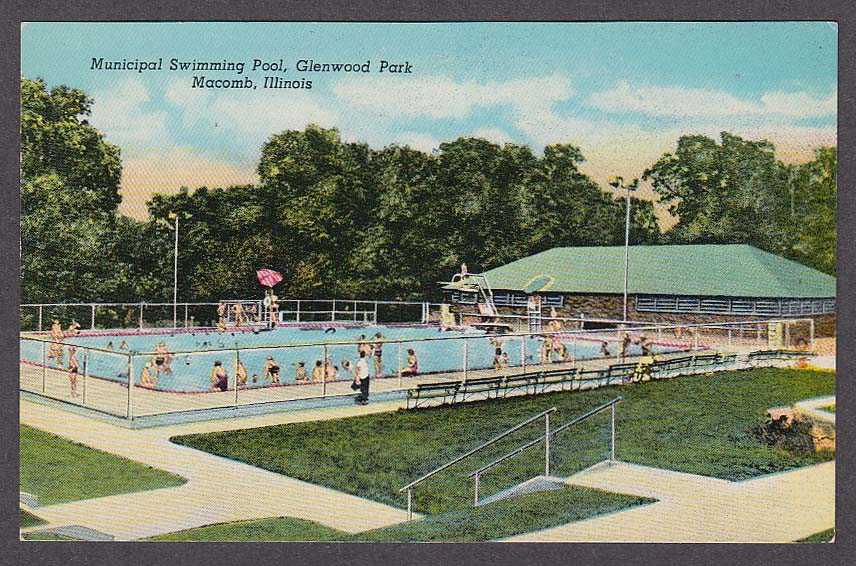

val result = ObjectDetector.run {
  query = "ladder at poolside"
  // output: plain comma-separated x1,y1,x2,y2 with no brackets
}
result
528,302,542,333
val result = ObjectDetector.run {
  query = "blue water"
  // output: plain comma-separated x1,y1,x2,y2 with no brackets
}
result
20,324,678,393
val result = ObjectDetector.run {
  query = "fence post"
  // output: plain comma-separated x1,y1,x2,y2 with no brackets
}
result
407,488,413,522
38,305,43,331
521,336,527,374
809,318,815,351
463,338,469,382
373,302,378,324
184,304,189,328
474,473,480,506
610,402,616,462
545,412,551,476
728,328,732,348
322,344,328,397
82,348,88,406
353,300,358,322
41,342,47,393
332,300,336,322
139,303,144,330
693,329,699,351
784,321,791,349
398,341,403,388
571,334,577,364
127,355,134,421
234,349,240,407
90,304,96,330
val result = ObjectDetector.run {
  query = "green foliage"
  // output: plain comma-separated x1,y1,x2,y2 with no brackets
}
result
172,368,833,516
644,133,835,274
20,425,186,505
796,528,835,543
21,78,123,303
148,487,653,542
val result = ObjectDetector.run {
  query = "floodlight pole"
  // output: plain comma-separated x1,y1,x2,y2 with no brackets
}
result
623,183,632,324
172,214,179,329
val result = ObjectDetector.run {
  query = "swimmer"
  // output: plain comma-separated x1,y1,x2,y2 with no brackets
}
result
490,337,505,370
356,334,371,357
263,356,281,384
540,336,553,364
67,346,79,397
312,360,325,383
235,358,248,387
119,340,129,350
401,349,419,376
106,341,114,351
140,362,156,388
209,361,229,392
67,320,81,335
600,341,611,357
153,341,173,378
252,373,260,384
295,362,309,384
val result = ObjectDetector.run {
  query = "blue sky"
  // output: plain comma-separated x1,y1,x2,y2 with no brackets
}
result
22,22,837,220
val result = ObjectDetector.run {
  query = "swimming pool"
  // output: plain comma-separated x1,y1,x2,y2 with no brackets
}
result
20,323,683,393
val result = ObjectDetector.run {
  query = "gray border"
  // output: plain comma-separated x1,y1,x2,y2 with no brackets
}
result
3,3,853,565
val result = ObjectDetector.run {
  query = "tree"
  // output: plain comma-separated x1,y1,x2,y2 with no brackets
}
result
789,147,836,274
21,77,123,303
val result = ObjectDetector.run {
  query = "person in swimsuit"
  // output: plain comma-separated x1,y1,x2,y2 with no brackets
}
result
263,356,281,384
372,333,384,377
340,359,353,380
490,337,505,370
217,302,226,324
552,336,569,362
235,358,248,387
232,303,245,326
105,341,114,351
48,318,64,366
118,340,129,350
401,349,419,376
67,346,79,397
67,320,81,335
540,335,553,364
153,342,173,379
210,361,229,392
600,341,611,357
312,360,325,383
619,333,632,361
638,334,654,357
140,362,156,388
295,362,309,384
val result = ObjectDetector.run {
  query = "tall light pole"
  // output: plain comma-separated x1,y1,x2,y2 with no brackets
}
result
609,176,638,323
169,212,179,328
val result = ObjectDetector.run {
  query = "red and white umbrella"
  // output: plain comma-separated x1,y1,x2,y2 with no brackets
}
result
256,269,283,288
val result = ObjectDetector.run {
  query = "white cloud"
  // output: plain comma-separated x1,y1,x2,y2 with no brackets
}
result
590,81,837,119
89,76,170,146
472,127,514,145
333,73,572,120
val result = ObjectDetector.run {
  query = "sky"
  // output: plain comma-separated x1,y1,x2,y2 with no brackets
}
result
21,22,837,222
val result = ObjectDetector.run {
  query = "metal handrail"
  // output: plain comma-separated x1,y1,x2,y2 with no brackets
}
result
398,406,557,493
467,397,622,479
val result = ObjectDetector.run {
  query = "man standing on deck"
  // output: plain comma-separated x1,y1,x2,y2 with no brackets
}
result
354,350,370,405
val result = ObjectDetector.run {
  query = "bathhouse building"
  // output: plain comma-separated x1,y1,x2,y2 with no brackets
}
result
444,244,836,335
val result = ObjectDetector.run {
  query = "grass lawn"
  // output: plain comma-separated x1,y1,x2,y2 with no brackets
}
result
19,509,46,528
173,368,833,516
819,404,835,413
20,425,186,505
797,528,834,542
149,486,654,542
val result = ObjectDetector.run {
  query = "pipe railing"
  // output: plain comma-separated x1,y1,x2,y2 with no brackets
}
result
398,406,556,521
467,397,622,505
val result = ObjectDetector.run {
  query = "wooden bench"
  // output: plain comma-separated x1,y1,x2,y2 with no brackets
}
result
406,380,462,409
459,376,505,401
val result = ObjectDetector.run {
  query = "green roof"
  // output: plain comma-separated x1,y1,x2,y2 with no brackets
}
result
445,245,835,299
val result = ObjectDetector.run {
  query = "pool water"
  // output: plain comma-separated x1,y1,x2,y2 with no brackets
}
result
20,324,679,393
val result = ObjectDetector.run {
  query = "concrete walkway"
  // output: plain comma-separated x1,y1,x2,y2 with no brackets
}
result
503,460,835,543
796,395,836,424
20,397,416,540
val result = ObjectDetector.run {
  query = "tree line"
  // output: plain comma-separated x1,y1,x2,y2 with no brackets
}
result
21,77,836,305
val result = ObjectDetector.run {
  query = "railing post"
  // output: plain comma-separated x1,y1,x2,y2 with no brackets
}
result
521,336,527,374
398,341,403,388
809,318,815,351
353,300,357,322
373,302,378,324
91,304,96,330
571,334,577,364
296,300,301,323
139,302,144,330
332,300,336,322
407,488,412,522
728,328,732,348
545,412,551,476
184,304,189,328
38,305,43,331
610,402,616,462
82,348,88,405
234,349,240,407
693,329,699,351
41,341,47,393
463,338,469,382
474,473,480,506
127,355,134,421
